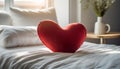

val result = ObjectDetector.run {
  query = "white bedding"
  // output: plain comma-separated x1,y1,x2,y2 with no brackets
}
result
0,42,120,69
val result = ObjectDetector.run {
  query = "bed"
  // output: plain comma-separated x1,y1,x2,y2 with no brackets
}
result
0,7,120,69
0,42,120,69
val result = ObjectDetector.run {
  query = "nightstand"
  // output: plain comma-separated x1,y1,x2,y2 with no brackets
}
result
87,32,120,44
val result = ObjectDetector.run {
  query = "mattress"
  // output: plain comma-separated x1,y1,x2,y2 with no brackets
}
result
0,42,120,69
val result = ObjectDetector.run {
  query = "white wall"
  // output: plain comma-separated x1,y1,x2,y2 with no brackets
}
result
54,0,69,27
4,0,13,11
54,0,81,27
69,0,81,23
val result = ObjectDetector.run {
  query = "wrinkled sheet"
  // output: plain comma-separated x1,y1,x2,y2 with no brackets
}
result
0,42,120,69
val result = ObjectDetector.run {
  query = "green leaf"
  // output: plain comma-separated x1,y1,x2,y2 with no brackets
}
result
80,0,116,17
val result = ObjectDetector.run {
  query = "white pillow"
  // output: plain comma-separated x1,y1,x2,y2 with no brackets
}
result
10,7,58,26
0,25,42,48
0,11,12,25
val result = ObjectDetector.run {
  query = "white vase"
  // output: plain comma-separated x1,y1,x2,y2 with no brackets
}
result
94,17,111,35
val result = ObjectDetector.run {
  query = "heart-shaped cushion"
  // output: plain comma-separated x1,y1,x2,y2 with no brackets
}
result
37,20,86,53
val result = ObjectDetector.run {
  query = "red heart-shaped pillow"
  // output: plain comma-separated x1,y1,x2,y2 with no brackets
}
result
37,20,86,53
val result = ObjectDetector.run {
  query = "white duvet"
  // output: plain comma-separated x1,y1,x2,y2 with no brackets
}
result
0,42,120,69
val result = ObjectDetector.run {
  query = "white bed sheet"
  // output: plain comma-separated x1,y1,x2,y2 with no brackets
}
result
0,42,120,69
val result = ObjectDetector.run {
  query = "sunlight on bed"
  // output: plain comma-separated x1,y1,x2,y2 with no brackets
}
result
15,47,51,57
106,51,120,54
40,47,52,52
97,48,120,54
15,51,30,57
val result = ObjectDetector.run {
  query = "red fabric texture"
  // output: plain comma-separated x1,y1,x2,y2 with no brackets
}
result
37,20,86,53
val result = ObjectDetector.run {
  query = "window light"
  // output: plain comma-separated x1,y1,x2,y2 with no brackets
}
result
14,0,47,9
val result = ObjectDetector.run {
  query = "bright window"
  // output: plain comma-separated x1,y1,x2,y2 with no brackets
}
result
0,0,4,10
14,0,54,9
